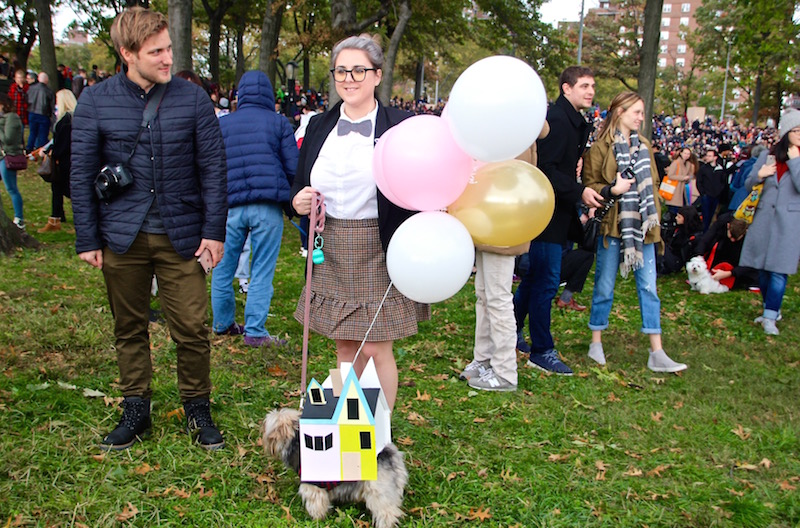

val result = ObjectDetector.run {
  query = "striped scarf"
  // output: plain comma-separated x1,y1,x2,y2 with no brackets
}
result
613,131,659,277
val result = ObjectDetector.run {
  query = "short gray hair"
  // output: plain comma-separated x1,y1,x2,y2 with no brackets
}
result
331,34,384,70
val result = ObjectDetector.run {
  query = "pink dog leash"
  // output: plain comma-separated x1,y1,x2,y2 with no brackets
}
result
300,192,325,405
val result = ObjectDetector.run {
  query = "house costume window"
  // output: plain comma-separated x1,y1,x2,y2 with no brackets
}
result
360,431,371,450
310,387,324,404
304,433,334,451
347,399,359,420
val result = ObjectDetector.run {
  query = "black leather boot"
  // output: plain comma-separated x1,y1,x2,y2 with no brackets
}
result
184,397,224,450
100,396,151,450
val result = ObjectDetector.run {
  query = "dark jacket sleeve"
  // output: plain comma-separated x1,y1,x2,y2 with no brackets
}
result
193,91,228,243
537,109,584,207
70,88,104,253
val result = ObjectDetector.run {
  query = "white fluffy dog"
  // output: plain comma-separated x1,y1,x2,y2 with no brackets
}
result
686,256,729,294
262,408,408,528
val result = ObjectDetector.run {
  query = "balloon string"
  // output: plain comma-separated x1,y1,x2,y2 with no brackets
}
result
352,281,393,367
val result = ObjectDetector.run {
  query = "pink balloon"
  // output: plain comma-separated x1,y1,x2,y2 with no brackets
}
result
380,115,473,211
373,129,414,210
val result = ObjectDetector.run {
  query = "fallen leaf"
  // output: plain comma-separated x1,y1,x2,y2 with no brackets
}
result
446,471,465,481
731,424,751,441
166,408,185,420
477,468,488,478
396,436,415,446
651,411,663,422
728,488,745,497
430,374,449,381
473,417,486,423
735,462,758,471
406,412,427,425
551,508,561,515
623,467,643,477
467,507,491,521
91,454,106,462
198,486,214,498
83,388,106,398
501,468,521,482
607,393,621,402
134,462,158,475
647,464,671,477
57,381,77,390
548,453,570,462
779,480,797,491
267,365,287,377
281,505,293,522
673,424,685,431
595,460,609,471
759,458,772,469
650,377,665,385
414,390,430,401
116,502,139,522
673,401,684,410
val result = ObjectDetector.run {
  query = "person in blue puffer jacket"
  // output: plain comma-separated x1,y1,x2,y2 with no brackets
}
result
211,70,298,347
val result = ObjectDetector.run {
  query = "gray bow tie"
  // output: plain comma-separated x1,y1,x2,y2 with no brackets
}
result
337,119,372,137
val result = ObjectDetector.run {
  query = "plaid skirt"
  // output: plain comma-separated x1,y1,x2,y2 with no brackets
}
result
294,217,430,342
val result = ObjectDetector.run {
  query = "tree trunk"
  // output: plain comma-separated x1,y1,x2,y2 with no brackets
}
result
235,17,246,86
0,208,40,255
752,68,763,126
259,0,285,87
33,0,58,91
413,59,423,102
638,0,663,141
208,17,222,83
14,1,38,72
377,0,411,105
168,0,193,73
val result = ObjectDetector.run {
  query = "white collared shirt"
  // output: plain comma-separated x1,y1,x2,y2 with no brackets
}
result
310,102,379,219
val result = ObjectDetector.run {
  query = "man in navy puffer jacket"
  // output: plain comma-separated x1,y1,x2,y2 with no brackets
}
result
71,8,227,452
211,70,298,346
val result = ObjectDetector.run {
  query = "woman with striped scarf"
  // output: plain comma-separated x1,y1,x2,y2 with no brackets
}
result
582,92,687,373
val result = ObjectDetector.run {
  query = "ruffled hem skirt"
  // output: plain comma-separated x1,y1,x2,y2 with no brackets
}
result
294,216,430,341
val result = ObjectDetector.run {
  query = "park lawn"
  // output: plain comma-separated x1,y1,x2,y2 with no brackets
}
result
1,168,799,527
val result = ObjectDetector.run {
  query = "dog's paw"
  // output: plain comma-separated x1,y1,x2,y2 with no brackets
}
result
299,483,331,520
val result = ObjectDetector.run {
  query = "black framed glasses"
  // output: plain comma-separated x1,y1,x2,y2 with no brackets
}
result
330,66,377,83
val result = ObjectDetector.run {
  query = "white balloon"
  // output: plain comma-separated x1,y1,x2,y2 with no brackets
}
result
445,56,547,162
386,212,475,304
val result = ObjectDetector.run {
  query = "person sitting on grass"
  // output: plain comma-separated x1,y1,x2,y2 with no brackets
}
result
694,211,758,291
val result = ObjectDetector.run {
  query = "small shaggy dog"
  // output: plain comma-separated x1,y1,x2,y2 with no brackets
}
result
686,256,729,294
262,408,408,528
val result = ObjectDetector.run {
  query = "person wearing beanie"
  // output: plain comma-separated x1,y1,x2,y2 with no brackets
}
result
739,108,800,335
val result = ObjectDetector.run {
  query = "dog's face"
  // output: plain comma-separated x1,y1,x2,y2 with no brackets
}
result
686,256,706,278
263,408,301,472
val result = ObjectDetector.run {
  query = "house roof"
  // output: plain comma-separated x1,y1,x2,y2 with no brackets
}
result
301,388,381,421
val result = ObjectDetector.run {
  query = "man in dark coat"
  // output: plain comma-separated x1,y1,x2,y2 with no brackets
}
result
513,66,603,375
71,7,228,452
697,148,727,232
211,70,298,347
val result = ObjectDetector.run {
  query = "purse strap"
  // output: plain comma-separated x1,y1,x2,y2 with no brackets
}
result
126,82,167,164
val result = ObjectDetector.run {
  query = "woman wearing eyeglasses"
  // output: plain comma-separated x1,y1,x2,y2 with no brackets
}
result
290,34,428,411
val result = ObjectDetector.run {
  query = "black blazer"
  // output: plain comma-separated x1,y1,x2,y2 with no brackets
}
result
290,100,415,251
536,94,593,244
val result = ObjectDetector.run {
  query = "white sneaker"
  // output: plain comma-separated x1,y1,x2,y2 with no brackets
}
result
647,349,687,373
299,248,308,258
459,359,490,381
12,217,25,230
761,318,779,335
468,368,516,392
238,279,249,294
754,313,782,323
588,342,606,365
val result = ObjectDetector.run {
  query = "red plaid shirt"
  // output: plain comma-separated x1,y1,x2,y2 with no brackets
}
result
7,82,28,126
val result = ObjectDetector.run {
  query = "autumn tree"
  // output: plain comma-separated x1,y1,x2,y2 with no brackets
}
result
693,0,800,125
0,0,38,71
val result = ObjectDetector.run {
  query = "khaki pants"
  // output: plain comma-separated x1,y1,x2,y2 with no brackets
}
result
102,232,211,401
473,250,518,385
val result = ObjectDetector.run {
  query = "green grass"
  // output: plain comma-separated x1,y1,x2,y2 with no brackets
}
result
1,168,799,527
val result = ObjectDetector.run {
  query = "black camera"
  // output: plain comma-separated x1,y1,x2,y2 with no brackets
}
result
620,166,636,180
94,164,134,201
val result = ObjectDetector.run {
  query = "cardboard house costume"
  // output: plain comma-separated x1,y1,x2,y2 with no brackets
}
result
299,359,391,482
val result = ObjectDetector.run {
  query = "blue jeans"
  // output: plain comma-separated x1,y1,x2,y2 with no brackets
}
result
759,270,788,320
513,241,562,354
701,195,718,232
211,203,284,337
589,237,661,334
26,112,50,151
0,159,23,220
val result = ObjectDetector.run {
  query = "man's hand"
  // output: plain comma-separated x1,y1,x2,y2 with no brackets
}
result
581,186,604,208
711,269,732,282
195,239,225,267
78,250,103,270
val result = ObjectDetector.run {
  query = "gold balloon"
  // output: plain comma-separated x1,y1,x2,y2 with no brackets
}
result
448,160,555,247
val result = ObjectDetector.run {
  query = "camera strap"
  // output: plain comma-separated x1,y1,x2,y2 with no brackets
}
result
126,82,167,164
